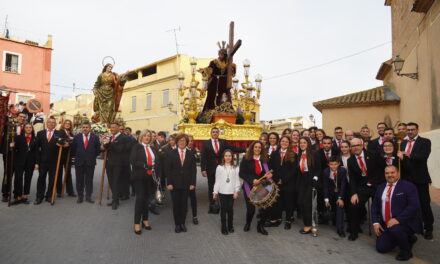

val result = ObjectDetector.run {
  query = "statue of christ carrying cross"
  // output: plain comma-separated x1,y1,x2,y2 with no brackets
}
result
198,22,242,113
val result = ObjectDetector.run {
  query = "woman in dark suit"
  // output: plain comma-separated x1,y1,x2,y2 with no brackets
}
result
130,129,161,235
11,123,37,205
165,134,197,233
297,136,321,234
268,136,298,229
239,140,273,235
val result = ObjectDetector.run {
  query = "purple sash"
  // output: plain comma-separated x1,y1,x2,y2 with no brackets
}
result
243,162,269,197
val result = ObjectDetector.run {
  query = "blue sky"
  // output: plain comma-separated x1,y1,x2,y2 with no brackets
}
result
0,0,391,126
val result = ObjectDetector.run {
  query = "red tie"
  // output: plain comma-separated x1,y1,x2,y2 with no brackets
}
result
111,135,116,142
300,153,306,173
293,144,298,153
214,139,219,155
180,149,185,165
271,147,275,153
146,146,153,175
19,124,23,133
319,143,323,149
325,151,330,161
254,159,262,175
407,139,415,153
357,155,368,176
84,134,89,149
47,130,53,142
386,157,392,165
25,136,31,144
281,151,285,164
338,140,341,148
381,138,385,144
384,183,394,224
333,171,337,183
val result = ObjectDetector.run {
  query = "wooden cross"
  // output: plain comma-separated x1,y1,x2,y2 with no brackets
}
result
226,21,242,89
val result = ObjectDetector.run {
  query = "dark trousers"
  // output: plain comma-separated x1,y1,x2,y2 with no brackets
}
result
2,152,14,198
376,224,413,253
243,189,267,225
414,183,434,231
189,189,197,217
171,189,189,225
36,162,57,200
13,159,35,198
328,191,345,229
297,172,313,226
271,187,295,221
350,186,376,235
219,193,234,228
148,176,157,208
106,164,123,202
120,165,131,198
134,179,150,224
75,165,95,199
207,171,216,204
60,157,75,195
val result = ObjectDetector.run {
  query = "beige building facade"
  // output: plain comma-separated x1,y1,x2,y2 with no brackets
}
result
50,93,94,124
261,116,315,134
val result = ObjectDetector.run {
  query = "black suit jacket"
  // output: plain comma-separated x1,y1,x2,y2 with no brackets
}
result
400,136,431,184
201,138,245,174
319,148,340,170
130,143,162,181
297,150,322,178
35,129,63,164
71,133,101,166
323,166,347,200
165,148,196,189
367,137,382,155
347,150,384,195
104,134,131,166
239,157,269,186
13,134,37,167
268,149,298,190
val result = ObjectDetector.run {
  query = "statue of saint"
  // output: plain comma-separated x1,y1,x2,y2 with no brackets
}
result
198,42,236,113
92,63,126,124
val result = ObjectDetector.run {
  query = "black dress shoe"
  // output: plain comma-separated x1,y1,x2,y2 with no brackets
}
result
175,225,181,233
77,197,83,204
181,224,187,232
221,226,228,235
86,198,94,204
112,202,118,210
424,230,433,240
337,228,346,238
11,199,22,206
264,220,281,227
228,226,234,233
243,223,251,232
142,222,152,230
134,228,142,235
284,222,292,230
395,250,412,261
149,207,160,215
299,228,312,235
45,197,51,203
120,196,129,201
107,202,113,206
22,198,30,204
34,199,43,205
348,233,358,241
192,217,199,225
257,223,268,235
67,193,77,197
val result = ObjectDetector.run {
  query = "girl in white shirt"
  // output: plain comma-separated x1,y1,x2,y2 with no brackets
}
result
213,149,241,235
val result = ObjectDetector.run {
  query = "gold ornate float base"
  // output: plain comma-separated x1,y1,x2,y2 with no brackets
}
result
178,119,262,140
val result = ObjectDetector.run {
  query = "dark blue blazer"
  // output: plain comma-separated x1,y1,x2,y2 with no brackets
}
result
71,133,101,166
323,166,347,200
371,180,422,234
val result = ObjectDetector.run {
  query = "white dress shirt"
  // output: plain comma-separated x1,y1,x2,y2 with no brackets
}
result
213,165,241,195
268,145,278,155
211,138,220,153
381,181,397,222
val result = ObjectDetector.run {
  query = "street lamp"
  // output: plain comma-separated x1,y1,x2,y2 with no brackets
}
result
309,114,315,125
391,55,418,80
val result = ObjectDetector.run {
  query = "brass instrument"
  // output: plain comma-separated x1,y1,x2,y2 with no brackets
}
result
311,187,318,237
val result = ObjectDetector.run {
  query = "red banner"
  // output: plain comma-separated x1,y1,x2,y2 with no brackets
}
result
0,93,10,148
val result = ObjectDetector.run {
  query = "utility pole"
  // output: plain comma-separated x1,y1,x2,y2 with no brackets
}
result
166,26,181,55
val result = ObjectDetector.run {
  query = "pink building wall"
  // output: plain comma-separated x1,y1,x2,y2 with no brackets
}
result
0,35,52,114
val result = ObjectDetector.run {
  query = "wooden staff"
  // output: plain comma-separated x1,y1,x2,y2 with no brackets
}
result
6,141,15,207
60,149,71,197
98,150,108,205
50,145,64,205
106,182,110,200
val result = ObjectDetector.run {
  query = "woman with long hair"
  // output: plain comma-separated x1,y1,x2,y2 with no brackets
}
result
268,135,298,229
259,133,268,150
297,136,321,234
59,119,76,197
10,123,37,205
314,129,326,150
213,149,241,235
130,130,161,235
267,132,279,156
239,141,273,235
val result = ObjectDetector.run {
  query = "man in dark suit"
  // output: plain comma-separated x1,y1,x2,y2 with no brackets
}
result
347,137,385,241
332,126,344,151
398,122,433,240
201,127,245,213
71,122,101,203
367,122,387,155
34,117,68,204
103,122,130,210
1,112,26,202
372,165,422,261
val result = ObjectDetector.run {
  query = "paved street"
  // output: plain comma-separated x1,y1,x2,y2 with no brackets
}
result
0,160,439,264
